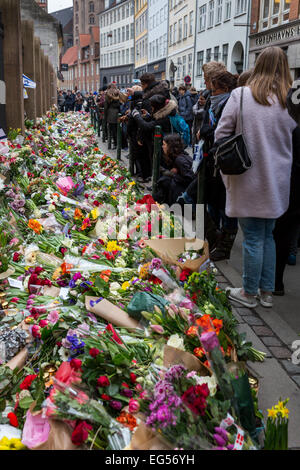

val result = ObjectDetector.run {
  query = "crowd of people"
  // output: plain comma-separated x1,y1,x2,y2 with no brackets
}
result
57,45,300,309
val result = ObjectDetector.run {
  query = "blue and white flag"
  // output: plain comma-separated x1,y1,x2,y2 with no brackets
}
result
23,74,36,89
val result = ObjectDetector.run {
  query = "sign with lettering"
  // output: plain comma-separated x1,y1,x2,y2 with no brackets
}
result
256,24,300,46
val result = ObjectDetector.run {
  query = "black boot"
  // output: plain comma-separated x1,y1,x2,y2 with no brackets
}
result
204,210,222,251
210,227,238,261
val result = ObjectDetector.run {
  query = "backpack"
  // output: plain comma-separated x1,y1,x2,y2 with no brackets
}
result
169,114,191,146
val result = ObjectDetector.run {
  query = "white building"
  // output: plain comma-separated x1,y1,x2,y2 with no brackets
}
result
147,0,168,80
194,0,249,89
167,0,197,88
99,0,135,88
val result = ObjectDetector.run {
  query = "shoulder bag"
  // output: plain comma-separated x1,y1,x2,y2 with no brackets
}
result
214,87,252,175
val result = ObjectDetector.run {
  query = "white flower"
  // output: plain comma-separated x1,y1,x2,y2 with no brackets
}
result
109,282,121,294
115,257,126,268
0,179,5,191
48,203,56,212
167,334,185,351
195,374,218,396
58,347,71,362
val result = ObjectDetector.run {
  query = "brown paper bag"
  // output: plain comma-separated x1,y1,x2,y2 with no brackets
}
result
32,419,78,450
130,422,173,450
145,238,209,272
6,347,28,370
163,345,211,376
85,296,139,329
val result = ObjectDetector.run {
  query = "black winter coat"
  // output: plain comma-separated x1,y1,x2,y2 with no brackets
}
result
132,100,177,143
142,81,170,113
104,97,120,124
156,152,194,206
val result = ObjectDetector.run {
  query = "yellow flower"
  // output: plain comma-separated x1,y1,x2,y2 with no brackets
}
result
0,437,26,450
275,401,285,410
121,281,130,290
90,208,100,220
106,241,122,253
128,181,135,186
278,407,289,419
267,407,278,419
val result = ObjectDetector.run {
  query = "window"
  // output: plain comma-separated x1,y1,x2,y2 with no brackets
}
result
89,15,95,24
214,46,219,61
222,43,228,66
208,1,214,27
169,24,173,45
126,49,129,63
174,22,177,43
272,0,280,14
235,0,247,15
126,25,129,40
224,0,231,19
283,0,291,10
188,53,192,75
75,1,78,11
216,0,223,23
183,15,188,38
206,48,211,62
178,18,183,41
199,5,207,31
89,1,94,12
131,23,134,39
189,11,194,36
122,26,125,42
196,51,204,75
263,0,270,17
118,28,121,43
182,55,186,78
75,13,79,23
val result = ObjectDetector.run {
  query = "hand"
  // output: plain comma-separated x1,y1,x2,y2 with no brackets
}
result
196,130,201,141
137,140,143,146
170,168,178,174
141,109,148,117
127,88,134,96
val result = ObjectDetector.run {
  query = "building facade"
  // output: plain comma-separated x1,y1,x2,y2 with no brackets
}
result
51,6,74,55
167,0,196,88
135,0,148,77
194,0,249,89
99,0,135,88
73,0,104,45
147,0,168,80
62,26,100,92
249,0,300,79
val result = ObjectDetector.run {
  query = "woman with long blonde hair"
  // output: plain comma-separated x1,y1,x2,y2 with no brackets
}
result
215,46,297,309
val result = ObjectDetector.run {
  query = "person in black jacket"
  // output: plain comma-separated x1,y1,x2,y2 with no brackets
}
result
64,90,75,112
155,134,194,206
273,127,300,295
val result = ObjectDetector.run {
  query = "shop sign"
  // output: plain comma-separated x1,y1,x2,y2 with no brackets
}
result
256,24,300,46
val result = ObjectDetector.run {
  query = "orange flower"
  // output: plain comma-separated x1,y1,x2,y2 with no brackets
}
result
61,262,73,275
196,314,214,332
116,411,137,431
186,326,198,336
193,347,205,358
212,318,223,335
100,269,111,282
28,219,43,234
74,208,83,220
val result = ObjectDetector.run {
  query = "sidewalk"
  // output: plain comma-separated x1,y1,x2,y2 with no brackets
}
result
96,134,300,448
214,260,300,449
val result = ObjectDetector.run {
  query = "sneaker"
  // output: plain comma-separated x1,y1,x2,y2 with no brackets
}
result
258,290,273,308
225,287,258,308
287,254,296,265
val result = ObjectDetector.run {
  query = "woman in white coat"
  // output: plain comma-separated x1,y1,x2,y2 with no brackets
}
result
215,46,296,309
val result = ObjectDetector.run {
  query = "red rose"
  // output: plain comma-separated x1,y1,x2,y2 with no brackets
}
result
31,325,41,338
122,382,129,388
101,394,111,401
93,201,100,207
179,269,192,282
13,252,21,262
89,348,100,358
130,373,137,384
71,421,93,446
7,412,18,427
39,319,48,328
34,267,44,275
97,375,110,387
70,358,82,370
20,374,38,390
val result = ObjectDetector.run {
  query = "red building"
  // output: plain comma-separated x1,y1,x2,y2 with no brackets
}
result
61,27,100,93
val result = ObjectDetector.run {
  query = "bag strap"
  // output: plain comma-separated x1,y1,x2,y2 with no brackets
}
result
240,87,244,133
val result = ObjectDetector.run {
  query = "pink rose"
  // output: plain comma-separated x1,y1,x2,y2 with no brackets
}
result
31,325,41,338
39,319,48,328
128,399,140,414
47,310,59,324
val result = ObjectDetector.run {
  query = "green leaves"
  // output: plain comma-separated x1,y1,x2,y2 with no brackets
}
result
19,396,34,410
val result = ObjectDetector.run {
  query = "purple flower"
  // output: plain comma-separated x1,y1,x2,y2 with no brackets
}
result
164,365,186,382
109,400,122,411
150,258,162,271
200,331,219,352
120,389,133,398
213,433,227,447
214,427,229,442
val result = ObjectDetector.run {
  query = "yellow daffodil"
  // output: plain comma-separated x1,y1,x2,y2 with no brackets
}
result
128,181,135,186
0,437,26,450
267,407,278,419
279,407,289,419
275,401,285,410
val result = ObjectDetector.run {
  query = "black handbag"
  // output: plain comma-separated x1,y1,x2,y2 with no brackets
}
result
214,87,252,175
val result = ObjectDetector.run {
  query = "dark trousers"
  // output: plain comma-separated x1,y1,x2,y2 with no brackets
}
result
273,213,300,290
109,123,117,146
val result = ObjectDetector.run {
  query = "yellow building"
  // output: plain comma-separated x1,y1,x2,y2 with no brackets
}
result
134,0,148,77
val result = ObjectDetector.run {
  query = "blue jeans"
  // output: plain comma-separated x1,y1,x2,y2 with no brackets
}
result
239,217,276,295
